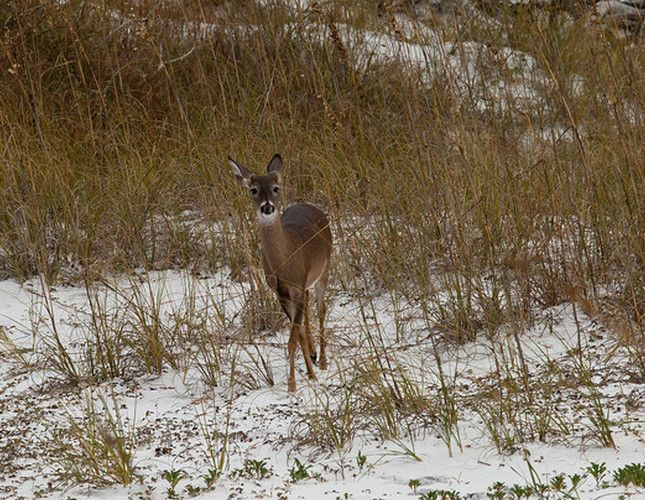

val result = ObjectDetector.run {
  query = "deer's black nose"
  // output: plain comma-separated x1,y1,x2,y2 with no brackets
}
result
261,203,275,215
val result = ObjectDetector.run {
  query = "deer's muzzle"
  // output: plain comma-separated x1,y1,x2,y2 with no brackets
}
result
260,203,275,215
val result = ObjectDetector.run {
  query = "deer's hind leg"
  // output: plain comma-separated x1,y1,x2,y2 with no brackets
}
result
303,290,317,365
314,266,330,370
291,290,317,382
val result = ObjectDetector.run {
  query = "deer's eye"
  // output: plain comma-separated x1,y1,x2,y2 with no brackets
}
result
250,187,258,195
273,186,280,194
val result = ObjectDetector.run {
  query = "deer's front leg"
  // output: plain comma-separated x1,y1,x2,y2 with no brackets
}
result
279,290,316,390
277,287,299,392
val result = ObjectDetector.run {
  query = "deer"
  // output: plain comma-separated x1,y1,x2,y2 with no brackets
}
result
228,154,333,393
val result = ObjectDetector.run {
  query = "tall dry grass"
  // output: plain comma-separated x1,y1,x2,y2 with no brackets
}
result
0,0,644,365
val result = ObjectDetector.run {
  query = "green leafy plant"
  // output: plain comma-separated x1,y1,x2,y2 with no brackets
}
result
233,459,272,480
550,473,566,491
562,473,587,497
409,479,421,493
185,483,201,496
568,473,584,490
487,481,506,499
586,462,608,487
162,469,185,498
613,463,645,488
509,484,534,498
289,458,312,482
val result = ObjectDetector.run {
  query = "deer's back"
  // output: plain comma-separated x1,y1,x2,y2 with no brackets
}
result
282,203,332,250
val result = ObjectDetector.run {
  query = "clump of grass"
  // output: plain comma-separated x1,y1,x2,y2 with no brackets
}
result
196,398,232,487
293,383,357,453
568,348,616,448
0,324,32,371
26,270,237,387
471,337,573,453
30,274,83,384
52,390,136,487
235,343,275,390
350,356,436,446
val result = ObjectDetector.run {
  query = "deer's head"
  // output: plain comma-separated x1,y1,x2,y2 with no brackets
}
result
228,154,283,225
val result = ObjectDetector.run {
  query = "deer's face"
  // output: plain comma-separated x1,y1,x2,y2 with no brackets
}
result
228,154,283,225
246,172,282,224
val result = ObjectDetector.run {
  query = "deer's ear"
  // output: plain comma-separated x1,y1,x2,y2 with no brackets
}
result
267,154,282,175
228,157,252,187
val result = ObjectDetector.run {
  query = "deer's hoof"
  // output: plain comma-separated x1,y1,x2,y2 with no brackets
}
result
288,380,296,393
320,357,328,370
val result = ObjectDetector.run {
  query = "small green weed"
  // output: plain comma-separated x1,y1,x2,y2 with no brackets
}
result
568,473,584,490
586,462,607,486
289,458,312,482
509,484,534,498
409,478,421,493
356,451,367,471
487,481,506,499
481,461,643,499
233,458,272,480
203,468,220,488
185,483,201,496
550,473,566,491
162,469,185,498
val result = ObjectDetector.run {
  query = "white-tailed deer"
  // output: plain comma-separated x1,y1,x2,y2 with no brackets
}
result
228,154,333,392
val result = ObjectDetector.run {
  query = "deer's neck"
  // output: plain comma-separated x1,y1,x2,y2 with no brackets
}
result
258,216,290,272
